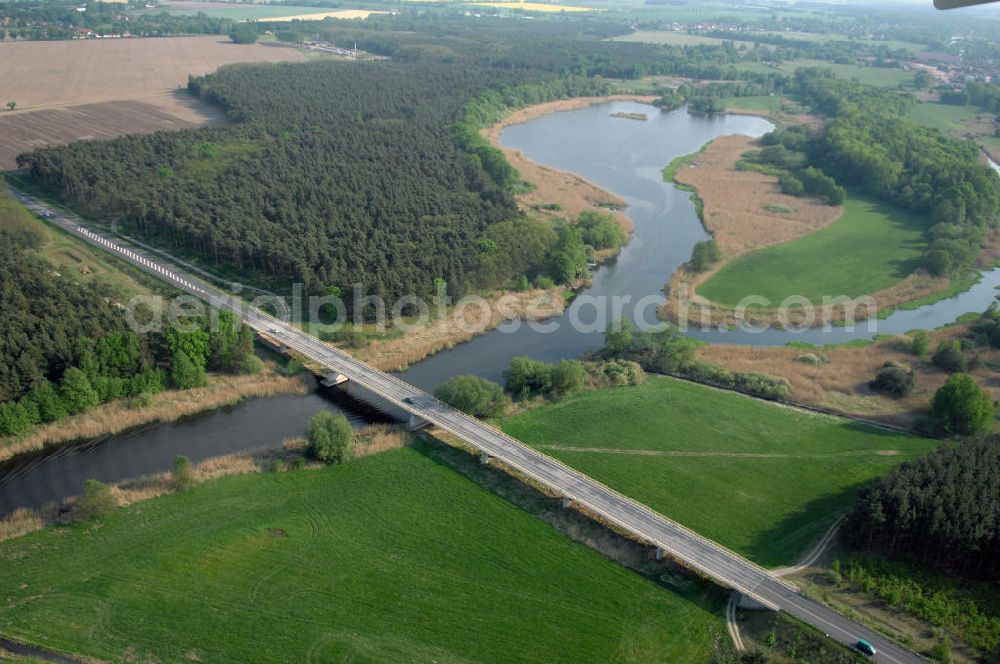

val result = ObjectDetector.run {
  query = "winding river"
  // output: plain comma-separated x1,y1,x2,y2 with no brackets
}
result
3,101,999,515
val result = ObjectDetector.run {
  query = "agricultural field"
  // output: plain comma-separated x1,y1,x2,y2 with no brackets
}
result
149,2,384,20
697,195,929,306
0,98,224,171
467,1,594,11
0,444,723,663
905,101,985,134
502,377,936,568
0,36,305,168
738,59,912,88
905,102,1000,161
720,94,784,114
610,30,744,47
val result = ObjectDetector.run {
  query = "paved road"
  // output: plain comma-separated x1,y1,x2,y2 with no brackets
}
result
13,189,924,664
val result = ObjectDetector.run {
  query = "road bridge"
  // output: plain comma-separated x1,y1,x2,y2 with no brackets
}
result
13,189,924,664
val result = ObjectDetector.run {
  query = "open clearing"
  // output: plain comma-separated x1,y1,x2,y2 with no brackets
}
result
738,59,912,88
468,1,594,11
502,377,935,568
0,37,305,168
697,195,929,306
0,444,721,663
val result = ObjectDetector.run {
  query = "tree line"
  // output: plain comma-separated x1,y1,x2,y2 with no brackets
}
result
845,437,1000,582
744,68,1000,276
0,193,260,436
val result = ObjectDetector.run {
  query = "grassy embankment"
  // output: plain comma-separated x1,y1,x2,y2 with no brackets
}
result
0,442,722,663
697,196,929,306
502,376,937,568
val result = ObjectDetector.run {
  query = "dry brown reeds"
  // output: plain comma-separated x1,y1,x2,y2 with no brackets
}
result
358,289,566,371
697,325,999,428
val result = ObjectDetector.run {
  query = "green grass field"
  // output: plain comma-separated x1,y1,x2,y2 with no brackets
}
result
905,102,981,133
611,30,741,47
721,95,783,113
697,196,929,306
0,444,722,663
737,59,911,88
502,377,937,568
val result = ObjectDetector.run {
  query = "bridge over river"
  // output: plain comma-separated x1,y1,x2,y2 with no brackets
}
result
12,188,925,664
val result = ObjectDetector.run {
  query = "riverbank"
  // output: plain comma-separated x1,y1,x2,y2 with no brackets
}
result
0,367,313,464
0,422,407,543
696,319,1000,430
356,287,567,372
662,134,992,328
482,95,656,232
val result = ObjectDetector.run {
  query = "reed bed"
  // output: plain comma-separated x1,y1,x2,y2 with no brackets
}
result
358,289,567,372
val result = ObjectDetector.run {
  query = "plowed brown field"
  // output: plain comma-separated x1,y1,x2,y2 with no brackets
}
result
0,36,306,168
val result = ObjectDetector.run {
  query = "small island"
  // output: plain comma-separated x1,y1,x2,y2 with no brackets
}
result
610,111,648,121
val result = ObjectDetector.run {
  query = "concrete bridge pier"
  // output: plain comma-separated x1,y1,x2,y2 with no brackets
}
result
735,592,774,611
561,496,571,509
480,452,491,465
321,373,349,387
655,546,666,561
407,413,430,431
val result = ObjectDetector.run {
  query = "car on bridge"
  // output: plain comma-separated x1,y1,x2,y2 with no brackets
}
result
855,639,877,657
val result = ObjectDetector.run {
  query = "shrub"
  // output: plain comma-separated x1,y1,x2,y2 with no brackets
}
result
931,373,995,436
172,455,194,492
924,250,953,276
870,362,915,398
170,349,207,389
576,210,624,250
0,402,31,436
551,359,587,396
77,479,117,521
932,340,967,373
434,375,510,418
229,25,258,44
931,637,952,663
533,275,555,289
779,172,805,196
60,367,99,414
306,411,354,464
503,356,554,400
688,239,721,272
911,330,930,357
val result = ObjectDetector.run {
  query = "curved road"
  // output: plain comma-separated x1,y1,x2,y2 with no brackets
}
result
13,189,924,664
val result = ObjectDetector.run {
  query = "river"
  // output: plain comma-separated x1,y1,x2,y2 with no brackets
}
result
3,101,999,516
401,101,1000,387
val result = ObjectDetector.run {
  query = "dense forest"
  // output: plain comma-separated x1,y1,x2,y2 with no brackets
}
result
20,17,775,309
0,192,259,436
18,15,1000,308
845,438,1000,582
